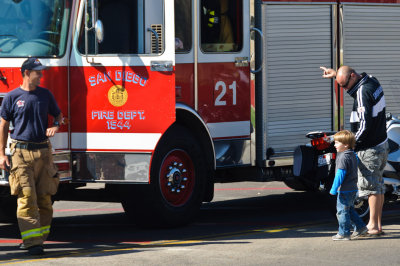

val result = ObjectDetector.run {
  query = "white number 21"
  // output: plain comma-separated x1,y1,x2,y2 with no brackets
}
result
214,81,237,106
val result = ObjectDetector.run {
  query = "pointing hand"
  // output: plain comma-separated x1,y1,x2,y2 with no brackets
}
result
320,66,336,79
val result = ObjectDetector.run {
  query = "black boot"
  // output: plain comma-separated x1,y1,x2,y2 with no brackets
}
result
27,245,44,255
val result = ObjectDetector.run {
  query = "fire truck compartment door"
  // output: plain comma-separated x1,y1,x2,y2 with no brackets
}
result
69,0,175,152
259,4,334,158
342,5,400,130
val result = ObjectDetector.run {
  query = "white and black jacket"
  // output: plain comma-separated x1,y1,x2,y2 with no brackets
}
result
348,73,387,151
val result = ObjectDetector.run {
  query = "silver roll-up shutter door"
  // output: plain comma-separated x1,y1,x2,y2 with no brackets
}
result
262,5,333,153
343,5,400,130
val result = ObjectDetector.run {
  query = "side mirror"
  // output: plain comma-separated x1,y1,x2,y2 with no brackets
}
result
84,0,101,64
95,20,104,43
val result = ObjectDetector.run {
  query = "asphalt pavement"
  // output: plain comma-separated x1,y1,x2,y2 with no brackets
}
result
1,181,400,265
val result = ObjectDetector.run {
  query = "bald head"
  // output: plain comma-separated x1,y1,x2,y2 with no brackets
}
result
337,66,355,79
337,66,358,90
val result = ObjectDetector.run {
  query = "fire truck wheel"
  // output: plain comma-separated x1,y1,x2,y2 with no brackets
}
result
0,187,17,223
122,124,206,227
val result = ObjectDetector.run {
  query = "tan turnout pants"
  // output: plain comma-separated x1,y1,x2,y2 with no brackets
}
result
8,142,59,248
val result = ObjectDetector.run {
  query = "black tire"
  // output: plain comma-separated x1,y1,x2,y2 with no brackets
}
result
284,177,319,191
0,187,17,223
326,194,337,217
283,178,308,191
121,124,207,227
354,196,369,221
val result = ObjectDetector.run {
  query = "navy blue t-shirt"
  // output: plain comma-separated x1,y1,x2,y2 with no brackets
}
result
0,86,61,142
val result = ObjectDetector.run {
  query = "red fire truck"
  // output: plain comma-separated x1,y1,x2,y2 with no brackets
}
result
1,0,400,226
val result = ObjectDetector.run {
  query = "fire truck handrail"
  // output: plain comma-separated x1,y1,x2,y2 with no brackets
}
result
250,27,263,74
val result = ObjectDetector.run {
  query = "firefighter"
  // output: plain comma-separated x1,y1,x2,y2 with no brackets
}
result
0,58,62,255
218,0,234,45
202,0,234,51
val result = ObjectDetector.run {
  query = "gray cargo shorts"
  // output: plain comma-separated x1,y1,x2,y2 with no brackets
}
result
357,142,389,197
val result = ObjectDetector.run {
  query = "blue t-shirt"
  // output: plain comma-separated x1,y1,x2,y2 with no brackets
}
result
0,86,61,142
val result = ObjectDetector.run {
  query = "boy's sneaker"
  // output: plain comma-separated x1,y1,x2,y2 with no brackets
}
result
351,227,368,239
332,233,350,241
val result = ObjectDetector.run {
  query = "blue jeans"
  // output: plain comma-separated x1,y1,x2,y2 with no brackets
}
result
336,191,366,236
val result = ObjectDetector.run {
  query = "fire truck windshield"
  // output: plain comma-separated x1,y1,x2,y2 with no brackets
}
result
0,0,71,58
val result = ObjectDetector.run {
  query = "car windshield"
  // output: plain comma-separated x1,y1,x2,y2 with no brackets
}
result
0,0,70,57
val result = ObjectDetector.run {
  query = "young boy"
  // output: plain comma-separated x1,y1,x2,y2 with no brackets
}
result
330,130,368,240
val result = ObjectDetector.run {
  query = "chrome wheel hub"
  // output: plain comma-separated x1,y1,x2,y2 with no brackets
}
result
166,162,188,193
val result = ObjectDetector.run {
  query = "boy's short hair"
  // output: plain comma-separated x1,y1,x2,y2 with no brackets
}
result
333,130,356,149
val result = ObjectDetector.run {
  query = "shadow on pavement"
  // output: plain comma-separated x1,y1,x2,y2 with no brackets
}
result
1,190,400,263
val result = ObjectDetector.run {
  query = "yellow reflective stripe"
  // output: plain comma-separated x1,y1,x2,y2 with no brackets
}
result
21,228,43,240
41,225,50,234
21,227,42,236
22,233,42,240
209,17,215,23
210,10,215,15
